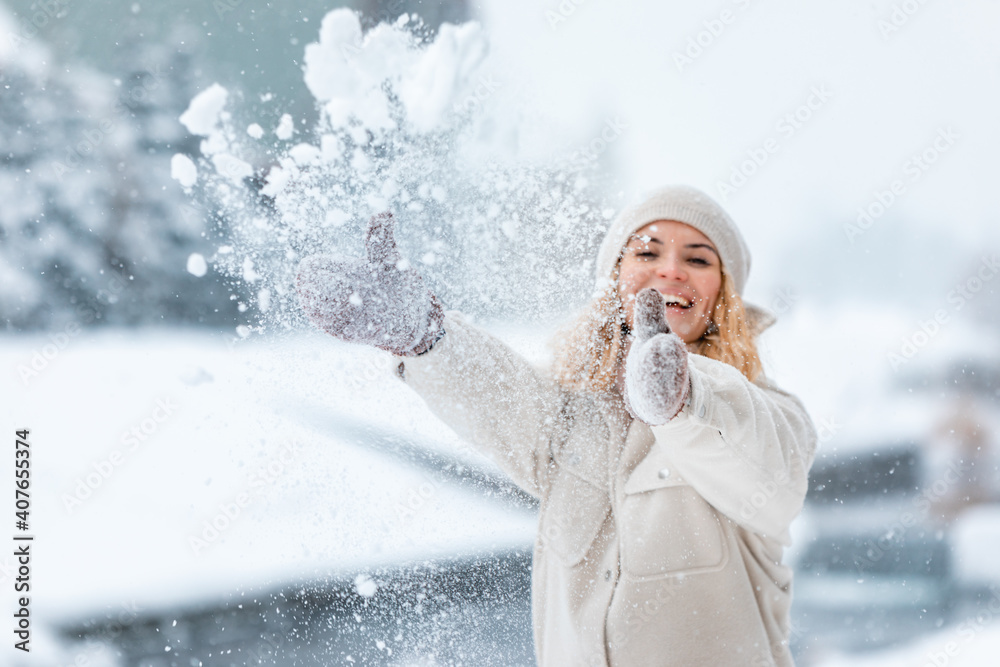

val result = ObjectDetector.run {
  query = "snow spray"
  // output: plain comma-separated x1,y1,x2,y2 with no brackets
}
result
174,8,615,336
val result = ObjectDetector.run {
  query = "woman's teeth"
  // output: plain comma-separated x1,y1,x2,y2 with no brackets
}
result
662,294,692,308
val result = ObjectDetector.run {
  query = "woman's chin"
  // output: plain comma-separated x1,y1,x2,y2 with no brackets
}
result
665,314,707,343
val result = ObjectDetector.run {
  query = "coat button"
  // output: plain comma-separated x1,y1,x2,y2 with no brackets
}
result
604,569,612,581
658,468,670,479
697,404,707,418
569,453,581,466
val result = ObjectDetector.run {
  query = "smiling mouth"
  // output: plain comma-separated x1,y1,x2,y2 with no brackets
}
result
662,293,693,309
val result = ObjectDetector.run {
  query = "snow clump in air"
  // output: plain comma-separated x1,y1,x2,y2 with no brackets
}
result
274,113,295,140
179,83,229,136
171,154,198,188
186,253,208,277
180,8,613,333
354,573,378,598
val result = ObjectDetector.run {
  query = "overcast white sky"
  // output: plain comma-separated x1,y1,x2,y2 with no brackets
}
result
478,0,1000,303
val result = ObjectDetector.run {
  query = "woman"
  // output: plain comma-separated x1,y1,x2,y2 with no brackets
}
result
297,185,817,667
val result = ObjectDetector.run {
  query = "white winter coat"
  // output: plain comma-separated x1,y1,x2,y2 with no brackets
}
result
396,312,817,667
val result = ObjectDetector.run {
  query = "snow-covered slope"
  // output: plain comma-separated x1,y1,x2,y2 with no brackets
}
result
0,328,537,629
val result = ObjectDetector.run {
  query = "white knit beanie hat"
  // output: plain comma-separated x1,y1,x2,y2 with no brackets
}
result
595,184,775,332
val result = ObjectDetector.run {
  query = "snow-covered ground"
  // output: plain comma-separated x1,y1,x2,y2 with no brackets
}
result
0,326,540,662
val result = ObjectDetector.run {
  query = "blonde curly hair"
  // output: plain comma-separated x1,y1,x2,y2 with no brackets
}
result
550,263,763,393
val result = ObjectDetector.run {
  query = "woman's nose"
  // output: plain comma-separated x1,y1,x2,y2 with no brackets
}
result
654,254,686,281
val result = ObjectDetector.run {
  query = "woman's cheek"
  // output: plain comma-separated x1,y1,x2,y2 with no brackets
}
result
618,265,648,294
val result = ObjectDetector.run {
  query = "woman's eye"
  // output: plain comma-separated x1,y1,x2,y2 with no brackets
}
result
688,257,711,266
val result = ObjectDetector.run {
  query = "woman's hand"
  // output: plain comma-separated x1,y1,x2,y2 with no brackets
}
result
296,212,445,356
624,288,690,425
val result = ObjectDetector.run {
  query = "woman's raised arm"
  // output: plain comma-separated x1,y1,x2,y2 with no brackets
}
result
394,312,571,498
297,213,570,497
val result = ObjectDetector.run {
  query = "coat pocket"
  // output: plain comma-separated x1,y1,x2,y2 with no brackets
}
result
620,464,728,579
540,469,611,567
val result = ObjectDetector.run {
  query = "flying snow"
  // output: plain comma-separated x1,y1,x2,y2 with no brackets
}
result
275,113,295,140
186,253,208,277
354,574,378,598
180,8,614,335
171,153,198,188
179,83,229,136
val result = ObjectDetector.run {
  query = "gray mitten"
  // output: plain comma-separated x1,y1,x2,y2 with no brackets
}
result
624,288,691,425
296,212,445,356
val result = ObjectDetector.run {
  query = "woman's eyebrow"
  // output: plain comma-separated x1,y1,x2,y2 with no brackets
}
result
686,242,719,257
